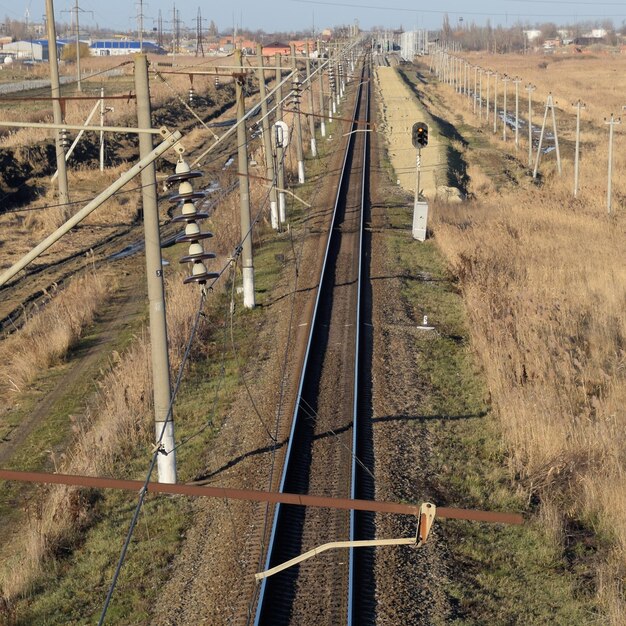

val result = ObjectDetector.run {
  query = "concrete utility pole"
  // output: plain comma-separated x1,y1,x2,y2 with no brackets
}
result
74,0,82,92
485,69,491,125
526,83,536,167
605,113,621,215
572,100,585,198
275,52,283,121
45,0,69,207
275,122,287,225
502,75,510,141
473,66,478,115
513,76,522,149
134,54,176,484
235,49,256,308
305,43,317,157
493,72,498,134
290,43,305,184
478,68,483,121
256,44,278,229
317,41,326,137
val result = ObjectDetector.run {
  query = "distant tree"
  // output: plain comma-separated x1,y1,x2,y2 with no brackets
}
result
61,42,91,62
208,20,218,37
442,13,452,42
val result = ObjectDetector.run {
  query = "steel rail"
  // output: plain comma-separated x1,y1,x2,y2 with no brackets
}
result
348,57,370,625
253,56,367,626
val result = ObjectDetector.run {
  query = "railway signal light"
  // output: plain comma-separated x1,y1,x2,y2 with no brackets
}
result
412,122,428,148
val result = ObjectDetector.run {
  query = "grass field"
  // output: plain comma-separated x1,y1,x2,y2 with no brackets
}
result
403,53,626,622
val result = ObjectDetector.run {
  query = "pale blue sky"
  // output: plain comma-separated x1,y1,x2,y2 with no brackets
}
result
7,1,626,34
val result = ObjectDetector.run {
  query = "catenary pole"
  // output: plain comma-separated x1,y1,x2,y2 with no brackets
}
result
256,44,278,229
317,40,326,137
44,0,70,207
305,43,317,157
290,43,305,184
235,48,256,308
135,54,176,483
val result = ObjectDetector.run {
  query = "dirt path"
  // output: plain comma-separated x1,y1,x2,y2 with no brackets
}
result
0,264,144,467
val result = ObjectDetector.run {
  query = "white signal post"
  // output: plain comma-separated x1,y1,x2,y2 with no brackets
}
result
274,121,289,225
412,122,429,242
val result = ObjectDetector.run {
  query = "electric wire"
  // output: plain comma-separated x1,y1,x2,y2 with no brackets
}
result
228,252,277,443
292,0,626,18
98,287,207,626
247,60,368,621
151,68,220,140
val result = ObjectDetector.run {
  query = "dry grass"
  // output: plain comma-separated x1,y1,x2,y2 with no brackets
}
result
0,261,110,396
463,52,626,124
433,181,626,620
422,53,626,619
0,52,317,611
0,262,218,604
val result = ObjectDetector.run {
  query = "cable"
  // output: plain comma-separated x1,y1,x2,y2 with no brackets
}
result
151,69,220,141
298,396,376,483
292,0,626,17
98,288,207,626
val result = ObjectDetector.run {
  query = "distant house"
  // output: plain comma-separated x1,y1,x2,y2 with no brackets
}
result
523,29,541,42
289,40,316,54
262,41,291,56
543,38,562,49
90,40,165,56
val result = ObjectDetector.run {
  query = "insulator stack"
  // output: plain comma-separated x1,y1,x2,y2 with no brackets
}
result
214,74,220,88
291,77,302,108
189,86,195,104
60,128,70,151
328,67,335,94
166,159,219,285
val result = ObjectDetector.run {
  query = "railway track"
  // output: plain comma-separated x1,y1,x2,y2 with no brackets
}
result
253,56,373,626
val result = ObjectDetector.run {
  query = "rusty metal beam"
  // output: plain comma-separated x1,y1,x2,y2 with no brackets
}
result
0,469,524,525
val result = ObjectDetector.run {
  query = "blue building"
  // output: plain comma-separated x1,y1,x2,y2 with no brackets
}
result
90,40,166,56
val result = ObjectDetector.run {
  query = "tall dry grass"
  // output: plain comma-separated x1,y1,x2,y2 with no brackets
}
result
433,185,626,620
0,262,110,396
0,265,217,605
463,52,626,124
424,54,626,619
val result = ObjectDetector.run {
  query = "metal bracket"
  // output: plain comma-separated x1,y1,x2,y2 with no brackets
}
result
255,502,437,581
